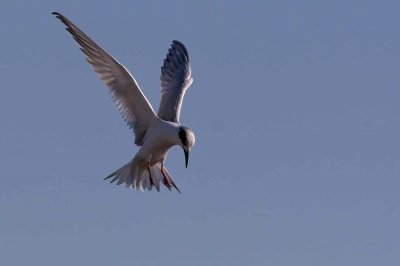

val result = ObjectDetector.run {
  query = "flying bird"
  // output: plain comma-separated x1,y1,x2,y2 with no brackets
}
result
53,12,195,192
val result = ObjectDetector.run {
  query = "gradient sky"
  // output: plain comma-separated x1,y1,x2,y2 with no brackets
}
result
1,1,399,265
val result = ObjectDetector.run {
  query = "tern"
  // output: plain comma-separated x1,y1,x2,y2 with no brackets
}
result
53,12,195,192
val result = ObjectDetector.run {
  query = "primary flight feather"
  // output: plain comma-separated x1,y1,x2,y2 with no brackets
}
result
53,12,195,192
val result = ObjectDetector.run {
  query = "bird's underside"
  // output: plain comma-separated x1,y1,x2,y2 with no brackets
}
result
53,12,193,192
104,161,181,192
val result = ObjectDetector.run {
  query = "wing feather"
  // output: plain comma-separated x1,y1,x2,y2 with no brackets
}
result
53,12,156,145
158,40,193,123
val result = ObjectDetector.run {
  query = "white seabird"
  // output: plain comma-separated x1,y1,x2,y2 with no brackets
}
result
53,12,195,192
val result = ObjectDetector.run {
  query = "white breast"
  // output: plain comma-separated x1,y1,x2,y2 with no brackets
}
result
141,119,181,165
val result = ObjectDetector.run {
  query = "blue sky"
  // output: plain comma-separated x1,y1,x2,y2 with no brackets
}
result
1,1,399,265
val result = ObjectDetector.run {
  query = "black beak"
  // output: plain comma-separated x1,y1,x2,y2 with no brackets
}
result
184,149,189,168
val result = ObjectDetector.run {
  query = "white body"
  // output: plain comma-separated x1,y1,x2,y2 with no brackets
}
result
139,119,181,166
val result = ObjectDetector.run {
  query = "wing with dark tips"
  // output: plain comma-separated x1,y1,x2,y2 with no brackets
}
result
158,40,193,123
53,12,156,145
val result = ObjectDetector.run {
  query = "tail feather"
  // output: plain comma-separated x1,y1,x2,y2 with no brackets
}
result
149,166,161,192
105,162,130,184
104,161,180,192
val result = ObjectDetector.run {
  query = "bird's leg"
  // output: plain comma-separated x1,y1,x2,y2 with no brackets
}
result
147,163,154,187
160,163,172,190
160,163,180,193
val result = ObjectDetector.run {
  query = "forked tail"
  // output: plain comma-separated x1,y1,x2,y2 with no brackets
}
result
104,161,180,192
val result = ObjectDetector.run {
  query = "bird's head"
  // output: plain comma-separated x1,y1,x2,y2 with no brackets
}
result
178,126,195,168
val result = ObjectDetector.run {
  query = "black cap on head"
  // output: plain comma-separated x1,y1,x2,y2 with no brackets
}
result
178,126,195,168
178,126,190,147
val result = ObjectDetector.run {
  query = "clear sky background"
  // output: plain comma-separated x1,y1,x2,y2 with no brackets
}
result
1,1,399,265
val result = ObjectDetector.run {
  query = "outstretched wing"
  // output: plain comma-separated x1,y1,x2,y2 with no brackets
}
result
158,40,193,123
53,12,156,146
